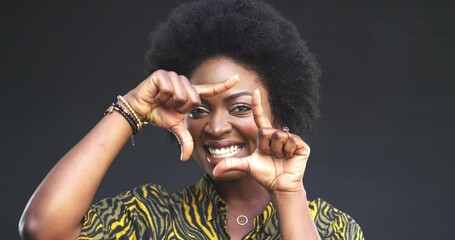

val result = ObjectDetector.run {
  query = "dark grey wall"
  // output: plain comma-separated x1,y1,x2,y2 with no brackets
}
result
1,0,454,239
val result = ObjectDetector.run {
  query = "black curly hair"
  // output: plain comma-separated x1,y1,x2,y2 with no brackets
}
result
145,0,321,135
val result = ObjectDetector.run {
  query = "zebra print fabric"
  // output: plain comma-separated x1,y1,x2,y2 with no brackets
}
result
78,175,363,239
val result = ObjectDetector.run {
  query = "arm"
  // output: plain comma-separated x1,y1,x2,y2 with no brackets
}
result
213,89,320,239
19,71,239,240
271,189,320,240
19,110,132,240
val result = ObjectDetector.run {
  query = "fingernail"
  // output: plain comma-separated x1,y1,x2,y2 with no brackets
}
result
231,74,239,81
179,145,184,161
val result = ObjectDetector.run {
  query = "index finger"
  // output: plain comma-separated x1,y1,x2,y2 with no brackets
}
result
252,89,272,128
194,74,239,97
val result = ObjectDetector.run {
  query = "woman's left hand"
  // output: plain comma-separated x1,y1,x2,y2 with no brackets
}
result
212,89,310,193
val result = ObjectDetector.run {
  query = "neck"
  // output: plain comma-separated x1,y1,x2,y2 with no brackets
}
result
213,175,271,208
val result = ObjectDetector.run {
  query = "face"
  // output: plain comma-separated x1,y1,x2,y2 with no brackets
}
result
185,57,274,181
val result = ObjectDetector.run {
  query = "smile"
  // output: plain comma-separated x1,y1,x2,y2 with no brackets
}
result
207,145,243,159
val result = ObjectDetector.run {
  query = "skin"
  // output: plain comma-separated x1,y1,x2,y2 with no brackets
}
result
186,57,273,180
187,57,320,239
19,56,320,240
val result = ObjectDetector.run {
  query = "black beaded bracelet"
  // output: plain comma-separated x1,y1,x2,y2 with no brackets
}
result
105,102,139,134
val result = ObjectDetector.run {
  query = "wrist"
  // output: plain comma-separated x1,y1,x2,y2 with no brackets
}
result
270,181,306,196
104,93,150,136
271,187,306,198
122,92,148,122
270,186,307,205
270,187,320,240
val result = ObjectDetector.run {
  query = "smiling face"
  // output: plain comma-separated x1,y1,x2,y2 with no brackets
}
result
185,57,274,180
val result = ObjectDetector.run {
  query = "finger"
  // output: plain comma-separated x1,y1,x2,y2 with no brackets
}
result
175,75,201,113
164,72,188,110
212,155,252,177
194,74,239,97
270,130,289,158
252,89,272,128
168,123,194,161
257,127,274,155
153,73,173,104
283,134,298,158
290,135,310,157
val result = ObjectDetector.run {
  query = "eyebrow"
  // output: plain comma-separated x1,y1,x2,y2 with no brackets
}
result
201,91,252,105
224,91,252,102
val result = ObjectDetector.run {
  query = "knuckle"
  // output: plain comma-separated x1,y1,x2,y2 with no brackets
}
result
153,71,167,81
160,85,172,94
258,128,269,136
179,75,189,82
154,69,166,75
191,96,201,106
289,135,300,143
227,158,234,168
173,94,187,103
168,71,178,77
272,130,285,139
188,98,201,108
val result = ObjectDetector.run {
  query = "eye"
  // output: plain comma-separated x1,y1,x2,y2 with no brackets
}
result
230,104,252,115
188,107,209,119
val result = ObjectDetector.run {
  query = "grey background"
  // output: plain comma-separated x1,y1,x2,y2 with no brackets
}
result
1,0,454,239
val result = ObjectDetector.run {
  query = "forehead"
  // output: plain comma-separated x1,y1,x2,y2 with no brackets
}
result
190,57,266,92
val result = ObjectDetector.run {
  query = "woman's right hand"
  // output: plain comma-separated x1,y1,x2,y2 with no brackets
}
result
20,69,240,240
123,70,239,161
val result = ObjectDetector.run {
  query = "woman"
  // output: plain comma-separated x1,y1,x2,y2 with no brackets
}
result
19,0,363,239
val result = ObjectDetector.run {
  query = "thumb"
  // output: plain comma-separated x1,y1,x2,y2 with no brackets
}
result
168,123,193,161
212,155,253,177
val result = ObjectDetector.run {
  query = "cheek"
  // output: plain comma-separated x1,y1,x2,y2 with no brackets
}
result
235,117,259,144
185,119,204,142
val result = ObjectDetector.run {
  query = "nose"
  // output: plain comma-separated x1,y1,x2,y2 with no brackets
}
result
204,110,232,137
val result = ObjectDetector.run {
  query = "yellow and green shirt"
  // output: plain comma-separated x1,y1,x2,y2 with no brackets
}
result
79,175,364,239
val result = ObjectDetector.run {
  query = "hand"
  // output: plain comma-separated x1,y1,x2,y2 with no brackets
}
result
123,70,239,161
212,89,310,193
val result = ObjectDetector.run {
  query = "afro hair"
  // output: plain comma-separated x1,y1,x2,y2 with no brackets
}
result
145,0,321,135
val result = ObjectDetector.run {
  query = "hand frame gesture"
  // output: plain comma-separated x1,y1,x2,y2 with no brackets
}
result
124,70,239,160
213,89,310,193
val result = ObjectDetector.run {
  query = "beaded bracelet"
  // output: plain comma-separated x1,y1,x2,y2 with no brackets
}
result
117,95,148,130
105,102,139,134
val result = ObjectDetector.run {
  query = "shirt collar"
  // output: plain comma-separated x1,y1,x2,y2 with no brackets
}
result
195,174,276,235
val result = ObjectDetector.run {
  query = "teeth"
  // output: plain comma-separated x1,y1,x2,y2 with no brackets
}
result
208,145,242,159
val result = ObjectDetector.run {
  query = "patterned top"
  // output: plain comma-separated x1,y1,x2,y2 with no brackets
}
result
78,175,364,239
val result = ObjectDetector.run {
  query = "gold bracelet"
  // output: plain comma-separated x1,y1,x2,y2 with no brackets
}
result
117,95,147,131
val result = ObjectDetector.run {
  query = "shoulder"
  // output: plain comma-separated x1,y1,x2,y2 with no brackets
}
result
308,198,365,240
91,183,172,209
79,183,175,238
85,183,173,224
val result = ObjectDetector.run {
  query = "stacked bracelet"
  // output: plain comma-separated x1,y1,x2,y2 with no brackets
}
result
104,95,150,140
116,95,149,130
104,102,140,134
